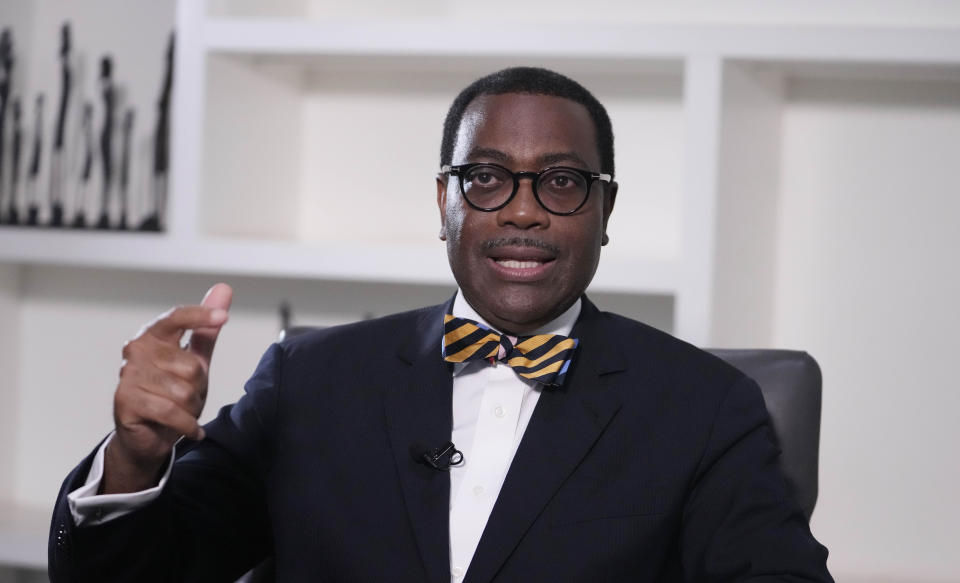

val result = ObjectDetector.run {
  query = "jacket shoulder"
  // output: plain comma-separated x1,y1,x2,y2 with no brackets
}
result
596,309,747,390
277,303,441,361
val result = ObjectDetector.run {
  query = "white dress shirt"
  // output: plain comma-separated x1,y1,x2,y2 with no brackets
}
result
446,293,580,581
68,291,582,583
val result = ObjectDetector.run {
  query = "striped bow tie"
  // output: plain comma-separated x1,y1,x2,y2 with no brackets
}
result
442,314,579,387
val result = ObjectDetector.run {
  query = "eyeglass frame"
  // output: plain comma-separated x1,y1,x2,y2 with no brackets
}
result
440,162,613,216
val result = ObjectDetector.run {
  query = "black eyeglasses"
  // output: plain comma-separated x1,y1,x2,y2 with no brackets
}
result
441,163,612,216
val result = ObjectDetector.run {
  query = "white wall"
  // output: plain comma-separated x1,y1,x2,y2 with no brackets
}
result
0,265,22,502
776,76,960,582
4,1,960,582
711,63,784,347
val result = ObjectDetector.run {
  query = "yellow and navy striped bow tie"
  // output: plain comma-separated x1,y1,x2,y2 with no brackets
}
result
442,314,579,387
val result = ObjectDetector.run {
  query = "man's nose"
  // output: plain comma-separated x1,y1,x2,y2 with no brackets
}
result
496,178,550,230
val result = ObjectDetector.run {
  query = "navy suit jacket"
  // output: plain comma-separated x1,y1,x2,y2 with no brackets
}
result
50,297,832,582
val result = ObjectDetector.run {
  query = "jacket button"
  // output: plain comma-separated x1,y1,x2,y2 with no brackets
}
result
56,522,71,558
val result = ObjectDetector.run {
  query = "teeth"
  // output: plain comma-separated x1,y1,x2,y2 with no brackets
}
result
497,259,542,269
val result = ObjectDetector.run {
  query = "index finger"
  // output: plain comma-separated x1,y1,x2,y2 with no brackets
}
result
147,305,229,343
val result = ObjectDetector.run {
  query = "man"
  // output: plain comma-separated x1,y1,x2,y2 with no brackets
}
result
50,67,832,582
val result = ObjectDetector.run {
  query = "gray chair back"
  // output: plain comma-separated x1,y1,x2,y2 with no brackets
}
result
707,349,822,520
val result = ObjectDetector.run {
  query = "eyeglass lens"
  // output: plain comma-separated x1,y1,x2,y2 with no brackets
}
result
461,164,589,214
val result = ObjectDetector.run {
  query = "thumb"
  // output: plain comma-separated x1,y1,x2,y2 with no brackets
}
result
188,283,234,364
201,282,234,312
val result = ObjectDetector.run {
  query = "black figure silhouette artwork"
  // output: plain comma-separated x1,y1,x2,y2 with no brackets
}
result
141,33,173,232
95,56,114,230
6,98,22,225
49,23,72,227
25,95,43,226
0,29,13,225
119,109,133,230
73,102,94,228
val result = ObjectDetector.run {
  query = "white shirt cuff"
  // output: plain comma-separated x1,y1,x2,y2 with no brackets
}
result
67,432,177,527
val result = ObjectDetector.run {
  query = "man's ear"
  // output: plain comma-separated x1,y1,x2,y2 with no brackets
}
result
601,181,617,246
436,175,448,241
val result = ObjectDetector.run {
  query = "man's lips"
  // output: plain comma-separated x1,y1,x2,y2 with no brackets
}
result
487,246,556,263
486,256,554,281
485,247,557,280
480,238,560,281
494,259,548,269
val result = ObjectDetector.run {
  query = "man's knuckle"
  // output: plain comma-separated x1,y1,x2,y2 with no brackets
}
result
113,390,127,412
188,359,205,380
157,398,177,418
126,338,152,359
173,381,196,404
136,392,158,416
153,347,180,372
119,364,140,385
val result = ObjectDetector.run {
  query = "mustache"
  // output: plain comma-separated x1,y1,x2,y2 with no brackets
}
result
481,237,560,255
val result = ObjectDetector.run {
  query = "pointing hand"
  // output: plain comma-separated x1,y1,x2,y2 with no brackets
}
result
103,283,233,494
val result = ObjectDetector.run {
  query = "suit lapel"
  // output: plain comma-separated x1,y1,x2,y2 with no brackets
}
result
464,298,627,583
385,302,454,583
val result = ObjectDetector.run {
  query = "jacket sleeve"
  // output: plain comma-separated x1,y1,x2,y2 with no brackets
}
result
49,343,284,583
680,375,834,582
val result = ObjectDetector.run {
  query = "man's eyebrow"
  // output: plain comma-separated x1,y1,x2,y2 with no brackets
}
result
466,148,511,163
465,149,592,169
537,151,591,169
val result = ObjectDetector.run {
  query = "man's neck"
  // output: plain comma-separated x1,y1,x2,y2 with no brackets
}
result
452,291,581,338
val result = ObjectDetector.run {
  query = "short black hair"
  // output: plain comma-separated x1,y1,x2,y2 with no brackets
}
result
440,67,615,177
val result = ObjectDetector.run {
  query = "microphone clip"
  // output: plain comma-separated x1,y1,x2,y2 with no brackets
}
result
415,441,464,471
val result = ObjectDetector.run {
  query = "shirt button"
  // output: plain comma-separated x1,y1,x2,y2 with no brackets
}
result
452,566,464,578
473,485,485,496
493,405,505,418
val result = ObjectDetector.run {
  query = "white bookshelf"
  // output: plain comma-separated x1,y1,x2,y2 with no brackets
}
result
2,0,960,576
3,3,957,345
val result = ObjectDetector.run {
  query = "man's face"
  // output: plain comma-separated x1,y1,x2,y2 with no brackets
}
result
437,93,617,335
